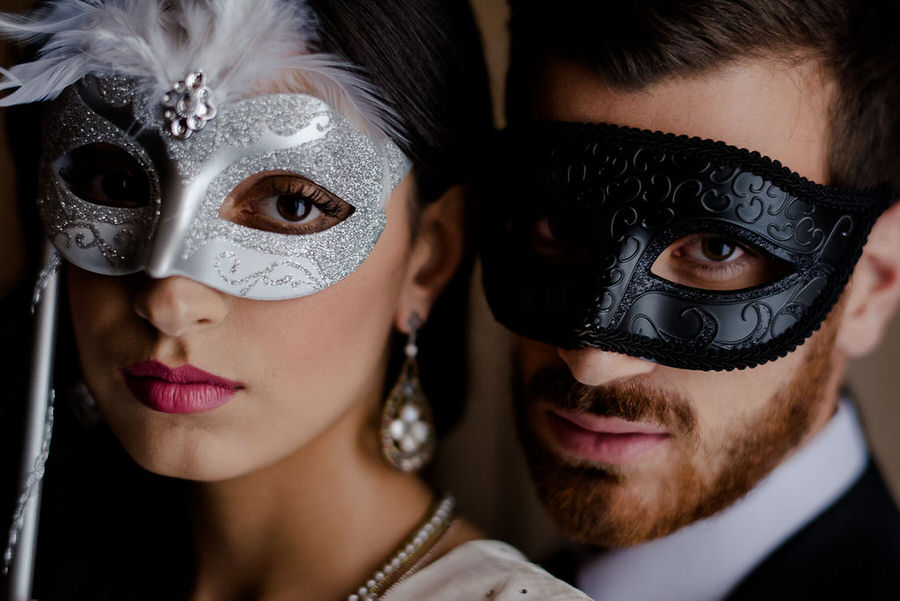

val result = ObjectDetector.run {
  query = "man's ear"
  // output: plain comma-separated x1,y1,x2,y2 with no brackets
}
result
835,201,900,357
395,185,466,332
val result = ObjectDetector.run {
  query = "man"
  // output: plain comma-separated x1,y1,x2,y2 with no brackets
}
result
480,1,900,598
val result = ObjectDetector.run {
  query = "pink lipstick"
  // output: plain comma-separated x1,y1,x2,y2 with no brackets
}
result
540,404,671,465
122,360,243,414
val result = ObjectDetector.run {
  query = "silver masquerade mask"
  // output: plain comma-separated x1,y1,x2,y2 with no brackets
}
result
39,74,411,300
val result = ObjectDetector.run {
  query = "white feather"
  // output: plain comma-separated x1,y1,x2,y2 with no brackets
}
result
0,0,405,142
0,1,95,41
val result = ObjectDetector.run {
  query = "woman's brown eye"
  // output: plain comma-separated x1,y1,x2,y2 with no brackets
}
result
276,195,314,222
220,172,355,236
53,143,150,209
701,237,737,261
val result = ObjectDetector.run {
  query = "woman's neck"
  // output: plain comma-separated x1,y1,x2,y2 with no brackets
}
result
188,396,434,601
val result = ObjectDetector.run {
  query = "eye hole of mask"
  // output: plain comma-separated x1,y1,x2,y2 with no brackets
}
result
219,171,355,236
651,233,793,291
54,143,151,209
501,208,593,265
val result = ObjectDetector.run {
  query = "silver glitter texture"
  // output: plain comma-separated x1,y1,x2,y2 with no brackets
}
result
91,73,136,108
39,85,160,273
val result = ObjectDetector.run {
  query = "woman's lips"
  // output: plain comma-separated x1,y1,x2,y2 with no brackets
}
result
540,404,671,465
121,360,243,414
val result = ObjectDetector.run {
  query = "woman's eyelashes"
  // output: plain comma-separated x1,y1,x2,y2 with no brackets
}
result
54,143,151,209
221,173,355,235
653,233,790,290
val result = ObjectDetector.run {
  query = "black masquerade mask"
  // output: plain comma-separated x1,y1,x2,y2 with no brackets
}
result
481,122,896,371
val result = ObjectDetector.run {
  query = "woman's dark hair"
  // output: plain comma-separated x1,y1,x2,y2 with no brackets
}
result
308,0,492,435
1,1,491,599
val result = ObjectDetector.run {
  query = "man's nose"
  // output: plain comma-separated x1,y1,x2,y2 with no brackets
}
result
134,275,231,337
557,346,656,386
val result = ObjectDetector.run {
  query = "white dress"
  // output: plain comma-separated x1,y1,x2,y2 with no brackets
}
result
382,540,593,600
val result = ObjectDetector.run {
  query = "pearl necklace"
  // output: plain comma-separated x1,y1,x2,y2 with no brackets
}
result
347,495,456,601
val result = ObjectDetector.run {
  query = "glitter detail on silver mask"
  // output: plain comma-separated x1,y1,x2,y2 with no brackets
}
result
93,74,136,108
39,85,160,274
38,75,412,299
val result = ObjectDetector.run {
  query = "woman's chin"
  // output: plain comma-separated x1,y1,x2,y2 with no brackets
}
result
117,430,267,482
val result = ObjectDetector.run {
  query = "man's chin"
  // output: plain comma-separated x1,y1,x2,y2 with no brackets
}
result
522,427,709,547
519,386,823,548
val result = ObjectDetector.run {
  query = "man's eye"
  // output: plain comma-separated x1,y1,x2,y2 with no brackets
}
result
652,233,792,291
53,143,151,209
509,212,590,264
531,216,557,246
693,236,742,263
220,172,355,235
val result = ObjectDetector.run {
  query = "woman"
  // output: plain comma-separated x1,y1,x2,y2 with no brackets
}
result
0,0,591,600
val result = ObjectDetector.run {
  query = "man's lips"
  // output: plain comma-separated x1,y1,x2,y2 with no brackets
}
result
121,360,244,414
539,404,671,465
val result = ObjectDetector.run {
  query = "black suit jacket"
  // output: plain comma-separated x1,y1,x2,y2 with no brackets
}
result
546,461,900,600
725,461,900,600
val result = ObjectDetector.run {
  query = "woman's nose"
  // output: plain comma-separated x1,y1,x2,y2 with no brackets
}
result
134,276,231,337
557,346,656,386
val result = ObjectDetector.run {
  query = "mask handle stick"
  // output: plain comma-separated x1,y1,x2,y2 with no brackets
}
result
4,241,59,601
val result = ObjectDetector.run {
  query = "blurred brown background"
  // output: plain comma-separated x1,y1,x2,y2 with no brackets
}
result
0,0,896,559
0,0,27,299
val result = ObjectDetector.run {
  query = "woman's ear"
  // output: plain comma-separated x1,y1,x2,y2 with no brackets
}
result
835,201,900,357
395,185,467,332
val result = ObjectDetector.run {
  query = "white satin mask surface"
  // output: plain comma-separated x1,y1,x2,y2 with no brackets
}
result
39,75,411,300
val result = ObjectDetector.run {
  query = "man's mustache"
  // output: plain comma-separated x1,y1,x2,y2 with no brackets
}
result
524,365,697,434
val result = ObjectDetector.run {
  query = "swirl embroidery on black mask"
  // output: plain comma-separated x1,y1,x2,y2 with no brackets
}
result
481,122,895,370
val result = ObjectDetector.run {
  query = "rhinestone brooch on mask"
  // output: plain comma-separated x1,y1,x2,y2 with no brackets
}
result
162,71,217,140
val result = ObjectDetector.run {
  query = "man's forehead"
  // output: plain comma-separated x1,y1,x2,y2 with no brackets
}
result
531,56,833,184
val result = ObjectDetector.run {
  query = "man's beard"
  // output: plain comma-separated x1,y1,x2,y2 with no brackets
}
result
516,324,837,548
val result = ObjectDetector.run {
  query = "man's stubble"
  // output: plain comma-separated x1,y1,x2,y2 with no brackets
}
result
517,312,840,547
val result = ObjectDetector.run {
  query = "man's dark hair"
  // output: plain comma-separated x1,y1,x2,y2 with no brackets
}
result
508,0,900,191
